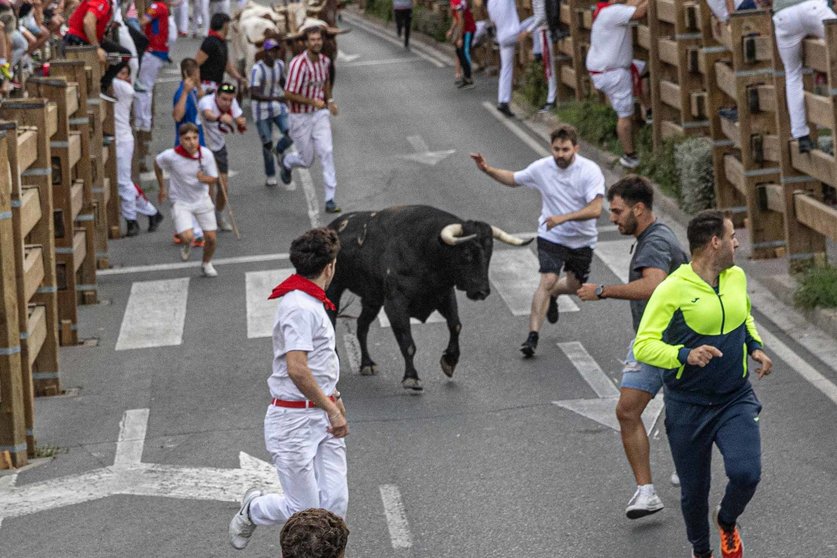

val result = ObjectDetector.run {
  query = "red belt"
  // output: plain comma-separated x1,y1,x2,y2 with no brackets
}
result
272,395,336,409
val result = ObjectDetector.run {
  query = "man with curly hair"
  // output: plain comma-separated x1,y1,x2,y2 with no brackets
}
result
280,508,349,558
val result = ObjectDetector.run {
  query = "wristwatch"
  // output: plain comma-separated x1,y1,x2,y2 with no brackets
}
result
595,284,606,299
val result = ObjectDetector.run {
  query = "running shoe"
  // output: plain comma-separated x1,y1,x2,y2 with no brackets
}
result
520,331,539,358
497,103,515,118
325,199,341,213
0,63,12,80
546,295,559,323
538,101,557,113
180,243,191,262
797,135,814,154
279,155,292,185
192,236,205,248
201,262,218,278
229,487,262,549
147,212,164,232
619,153,641,169
671,471,681,486
265,176,278,188
458,78,475,89
625,487,664,519
714,506,743,558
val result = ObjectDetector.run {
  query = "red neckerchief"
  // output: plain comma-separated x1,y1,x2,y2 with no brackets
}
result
268,274,336,311
174,144,202,162
207,30,224,40
592,1,611,21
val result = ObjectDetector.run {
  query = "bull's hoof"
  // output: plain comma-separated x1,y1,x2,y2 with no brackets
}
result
401,378,423,391
440,355,457,378
359,364,378,376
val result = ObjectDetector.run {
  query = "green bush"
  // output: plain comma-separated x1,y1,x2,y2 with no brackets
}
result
364,0,393,21
520,61,548,109
636,133,687,200
794,264,837,309
556,99,622,154
675,137,715,214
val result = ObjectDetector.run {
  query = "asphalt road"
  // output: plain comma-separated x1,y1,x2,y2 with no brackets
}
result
2,12,836,558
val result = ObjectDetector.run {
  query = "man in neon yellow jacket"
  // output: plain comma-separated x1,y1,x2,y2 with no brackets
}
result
634,210,773,558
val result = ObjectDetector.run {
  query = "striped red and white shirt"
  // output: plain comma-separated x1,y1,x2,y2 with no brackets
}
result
285,51,331,114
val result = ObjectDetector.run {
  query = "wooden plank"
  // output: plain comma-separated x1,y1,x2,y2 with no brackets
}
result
656,0,677,24
761,134,782,163
70,181,84,220
46,103,58,138
73,230,87,271
661,120,685,138
761,183,786,214
19,188,42,238
101,177,111,205
25,305,46,368
66,84,80,117
637,25,651,50
660,80,683,110
22,246,44,302
803,91,834,130
723,154,747,195
803,38,828,73
561,64,577,88
102,145,109,164
714,61,737,99
721,117,741,147
753,84,777,112
690,91,707,118
790,146,837,186
658,38,680,67
795,194,837,240
16,130,39,173
68,132,82,168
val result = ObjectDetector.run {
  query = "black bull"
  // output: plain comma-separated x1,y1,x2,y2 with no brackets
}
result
326,206,532,391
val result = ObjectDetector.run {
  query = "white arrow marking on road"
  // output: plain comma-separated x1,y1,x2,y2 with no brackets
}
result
553,342,664,433
398,135,455,167
0,409,281,521
337,49,361,62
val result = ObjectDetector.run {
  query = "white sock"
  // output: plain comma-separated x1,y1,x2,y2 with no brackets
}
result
638,484,655,495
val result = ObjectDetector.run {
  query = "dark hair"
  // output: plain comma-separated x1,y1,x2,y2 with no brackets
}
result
178,122,199,137
209,12,230,31
280,509,349,558
180,57,198,77
607,175,654,209
687,210,727,254
550,124,578,146
290,228,341,278
304,25,323,40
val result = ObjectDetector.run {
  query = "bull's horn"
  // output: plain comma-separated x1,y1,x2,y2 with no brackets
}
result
440,223,477,246
492,225,533,246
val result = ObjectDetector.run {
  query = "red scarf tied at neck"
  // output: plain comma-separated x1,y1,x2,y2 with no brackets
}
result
268,274,336,311
207,30,225,40
592,1,611,20
174,145,202,160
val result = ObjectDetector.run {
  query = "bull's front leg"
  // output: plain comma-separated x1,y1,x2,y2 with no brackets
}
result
356,301,381,376
383,296,423,392
435,289,461,378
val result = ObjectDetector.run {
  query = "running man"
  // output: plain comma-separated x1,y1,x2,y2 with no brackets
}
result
634,210,773,558
279,25,342,214
470,124,605,357
155,122,220,277
447,0,476,89
250,38,293,188
229,227,348,551
576,175,687,519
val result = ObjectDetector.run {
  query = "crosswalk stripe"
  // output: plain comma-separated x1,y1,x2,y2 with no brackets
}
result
115,278,190,351
592,239,634,283
490,250,579,316
379,484,412,549
558,341,621,398
245,269,294,339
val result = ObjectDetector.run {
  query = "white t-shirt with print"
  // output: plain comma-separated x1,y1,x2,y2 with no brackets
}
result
198,93,244,151
268,290,340,400
514,154,605,249
155,146,218,209
586,4,637,71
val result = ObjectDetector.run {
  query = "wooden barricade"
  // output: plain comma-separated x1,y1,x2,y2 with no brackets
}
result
649,0,708,146
23,77,90,346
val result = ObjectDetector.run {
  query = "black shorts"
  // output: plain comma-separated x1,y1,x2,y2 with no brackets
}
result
537,237,593,282
211,146,228,174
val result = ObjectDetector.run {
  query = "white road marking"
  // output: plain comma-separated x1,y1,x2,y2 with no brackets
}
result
0,409,281,521
343,333,362,374
378,310,445,328
115,278,190,351
245,269,293,338
337,49,361,62
342,12,447,68
558,341,620,398
482,101,550,157
489,250,579,316
344,57,418,67
286,150,320,228
758,327,837,406
0,473,17,529
379,484,412,549
98,252,291,276
399,135,455,166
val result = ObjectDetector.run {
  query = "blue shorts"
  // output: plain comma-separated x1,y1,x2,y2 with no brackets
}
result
621,338,664,395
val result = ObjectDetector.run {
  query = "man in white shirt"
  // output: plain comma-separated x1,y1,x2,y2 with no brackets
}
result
586,0,648,169
155,122,220,277
470,124,605,357
250,38,293,188
229,227,348,551
199,82,246,231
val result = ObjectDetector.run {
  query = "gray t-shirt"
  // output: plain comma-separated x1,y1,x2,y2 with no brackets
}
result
629,221,689,331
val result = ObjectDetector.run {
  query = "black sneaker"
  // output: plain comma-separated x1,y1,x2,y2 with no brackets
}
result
497,103,515,118
546,296,559,323
719,107,738,122
325,199,341,213
147,212,164,232
520,331,539,358
279,155,292,185
125,219,140,237
797,135,814,154
538,101,556,113
458,78,475,89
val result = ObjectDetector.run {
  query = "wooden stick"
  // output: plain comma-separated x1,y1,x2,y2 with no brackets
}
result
217,179,241,240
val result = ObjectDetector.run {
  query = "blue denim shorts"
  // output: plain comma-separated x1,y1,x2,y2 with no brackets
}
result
621,338,664,395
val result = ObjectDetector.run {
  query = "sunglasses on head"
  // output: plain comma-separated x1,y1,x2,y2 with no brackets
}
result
219,83,236,94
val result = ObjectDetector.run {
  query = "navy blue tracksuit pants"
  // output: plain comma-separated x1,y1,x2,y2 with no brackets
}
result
665,389,762,555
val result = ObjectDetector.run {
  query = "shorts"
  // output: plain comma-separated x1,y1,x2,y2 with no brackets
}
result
211,145,228,174
621,338,664,396
172,199,217,233
536,237,593,282
590,67,634,118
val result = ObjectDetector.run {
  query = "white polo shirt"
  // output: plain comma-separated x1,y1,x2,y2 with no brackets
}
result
269,290,339,400
488,0,521,45
198,93,244,152
155,146,218,208
586,4,636,72
514,154,605,249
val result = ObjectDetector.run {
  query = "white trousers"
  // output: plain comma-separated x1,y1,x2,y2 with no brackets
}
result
117,137,157,220
134,53,166,131
116,23,139,85
536,28,557,104
249,406,348,525
284,110,337,202
174,1,189,34
498,43,515,104
773,0,837,138
203,0,230,34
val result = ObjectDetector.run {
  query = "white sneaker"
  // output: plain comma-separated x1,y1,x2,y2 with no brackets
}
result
216,212,233,232
180,243,191,262
265,176,278,187
229,487,262,550
625,487,664,519
671,472,681,486
619,153,641,169
201,262,218,277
